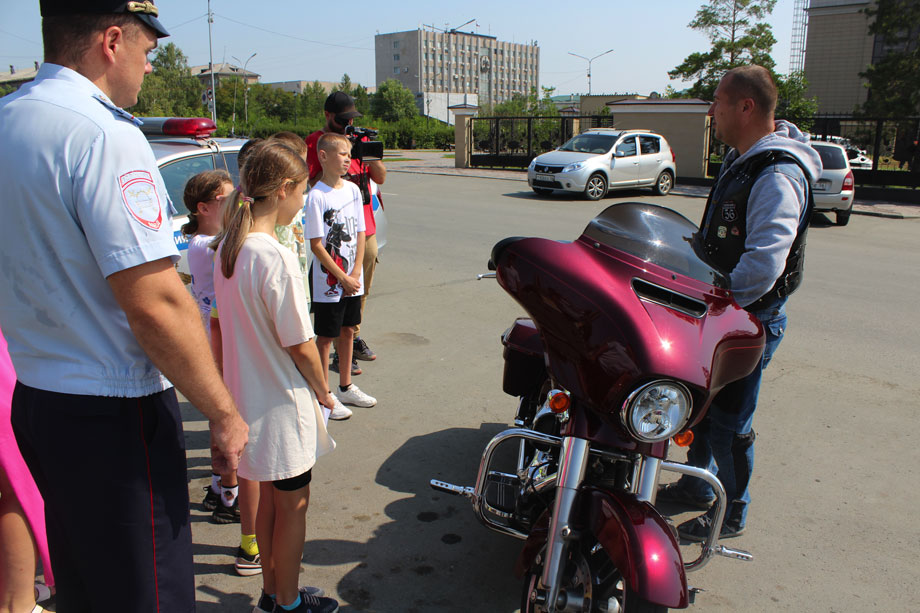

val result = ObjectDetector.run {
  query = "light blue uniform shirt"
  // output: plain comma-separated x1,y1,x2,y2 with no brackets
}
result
0,64,179,397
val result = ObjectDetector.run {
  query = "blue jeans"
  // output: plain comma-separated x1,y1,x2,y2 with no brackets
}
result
679,298,788,527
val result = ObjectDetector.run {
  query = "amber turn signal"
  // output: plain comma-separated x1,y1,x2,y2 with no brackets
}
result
672,431,694,447
548,391,570,414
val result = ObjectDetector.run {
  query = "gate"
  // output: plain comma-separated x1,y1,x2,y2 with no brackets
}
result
468,115,614,168
706,114,920,188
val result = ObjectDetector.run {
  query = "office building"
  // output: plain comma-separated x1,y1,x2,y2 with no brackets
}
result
375,28,540,123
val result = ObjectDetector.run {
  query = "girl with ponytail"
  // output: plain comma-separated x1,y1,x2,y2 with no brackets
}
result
212,141,339,613
181,170,233,334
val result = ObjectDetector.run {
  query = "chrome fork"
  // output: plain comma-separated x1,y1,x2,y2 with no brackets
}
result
540,436,590,613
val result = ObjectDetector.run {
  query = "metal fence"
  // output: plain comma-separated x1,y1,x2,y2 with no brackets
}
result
708,114,920,188
469,115,613,168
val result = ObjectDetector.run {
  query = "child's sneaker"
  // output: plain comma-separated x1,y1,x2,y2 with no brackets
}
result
251,587,327,613
235,547,262,576
274,593,339,613
211,498,241,524
353,336,376,361
330,352,361,375
329,396,353,421
202,485,220,511
335,384,376,408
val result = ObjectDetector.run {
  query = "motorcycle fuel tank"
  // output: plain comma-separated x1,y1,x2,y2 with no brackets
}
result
492,203,765,422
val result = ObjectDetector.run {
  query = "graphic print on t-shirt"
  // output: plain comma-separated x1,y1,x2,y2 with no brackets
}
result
321,208,354,297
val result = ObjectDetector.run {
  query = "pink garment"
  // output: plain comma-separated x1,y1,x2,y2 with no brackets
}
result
0,327,54,587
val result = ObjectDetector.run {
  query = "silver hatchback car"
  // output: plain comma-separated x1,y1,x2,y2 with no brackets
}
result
527,129,677,200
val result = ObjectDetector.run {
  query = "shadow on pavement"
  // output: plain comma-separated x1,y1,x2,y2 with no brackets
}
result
305,423,524,612
502,187,662,202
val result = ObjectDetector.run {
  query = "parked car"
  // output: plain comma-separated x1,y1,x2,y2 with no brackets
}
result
142,117,386,280
527,129,676,200
845,147,873,170
810,141,855,226
809,134,872,170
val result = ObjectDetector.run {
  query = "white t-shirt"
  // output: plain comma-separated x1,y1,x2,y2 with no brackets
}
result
188,234,216,325
304,180,366,303
214,233,335,482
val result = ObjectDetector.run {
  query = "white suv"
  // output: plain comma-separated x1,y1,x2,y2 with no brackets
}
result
527,129,677,200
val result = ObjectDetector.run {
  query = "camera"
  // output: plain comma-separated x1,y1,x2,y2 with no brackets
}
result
345,125,384,161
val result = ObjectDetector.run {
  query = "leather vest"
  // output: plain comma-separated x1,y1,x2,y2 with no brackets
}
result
699,150,814,312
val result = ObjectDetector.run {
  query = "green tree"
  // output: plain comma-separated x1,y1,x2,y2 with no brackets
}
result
370,79,418,122
299,81,328,122
859,0,920,116
337,73,353,93
135,42,203,116
669,0,778,100
351,85,370,116
775,72,818,130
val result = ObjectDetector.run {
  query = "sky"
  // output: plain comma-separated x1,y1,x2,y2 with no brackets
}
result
1,0,798,98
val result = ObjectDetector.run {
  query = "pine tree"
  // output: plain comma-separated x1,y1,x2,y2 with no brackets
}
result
669,0,778,100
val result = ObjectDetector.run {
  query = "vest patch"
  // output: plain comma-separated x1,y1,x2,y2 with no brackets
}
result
119,170,163,231
717,226,727,238
721,200,737,222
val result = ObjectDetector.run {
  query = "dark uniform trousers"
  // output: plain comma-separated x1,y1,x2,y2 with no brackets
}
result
11,383,194,613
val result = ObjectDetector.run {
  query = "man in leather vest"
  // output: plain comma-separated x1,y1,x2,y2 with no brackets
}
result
657,65,822,541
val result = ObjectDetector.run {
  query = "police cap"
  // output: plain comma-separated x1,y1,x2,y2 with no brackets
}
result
40,1,170,38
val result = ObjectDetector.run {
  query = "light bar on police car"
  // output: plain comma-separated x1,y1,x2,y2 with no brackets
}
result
139,117,217,139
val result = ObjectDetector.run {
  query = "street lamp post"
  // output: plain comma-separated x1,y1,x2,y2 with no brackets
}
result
206,0,217,124
231,52,256,134
568,49,613,96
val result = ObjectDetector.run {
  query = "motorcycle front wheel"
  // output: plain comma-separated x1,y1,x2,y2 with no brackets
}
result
521,541,667,613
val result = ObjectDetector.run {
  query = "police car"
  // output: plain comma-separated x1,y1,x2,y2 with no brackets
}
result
142,117,387,281
141,117,243,281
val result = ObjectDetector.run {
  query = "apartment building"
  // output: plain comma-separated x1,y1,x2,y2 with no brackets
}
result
375,28,540,123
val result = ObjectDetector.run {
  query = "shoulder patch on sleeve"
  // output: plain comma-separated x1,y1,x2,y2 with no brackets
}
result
119,170,163,230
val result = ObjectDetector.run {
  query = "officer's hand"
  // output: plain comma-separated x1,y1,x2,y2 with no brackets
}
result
210,412,249,473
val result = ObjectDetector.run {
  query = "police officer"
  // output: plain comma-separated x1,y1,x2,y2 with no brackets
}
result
656,66,822,541
0,2,248,611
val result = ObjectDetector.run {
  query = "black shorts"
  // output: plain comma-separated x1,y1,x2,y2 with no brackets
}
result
313,296,362,338
11,383,194,613
272,469,312,491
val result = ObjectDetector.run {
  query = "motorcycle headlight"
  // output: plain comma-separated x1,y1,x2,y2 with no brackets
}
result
562,161,585,173
620,380,692,443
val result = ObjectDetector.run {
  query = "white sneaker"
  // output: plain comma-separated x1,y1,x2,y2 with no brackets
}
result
329,396,353,420
336,384,377,408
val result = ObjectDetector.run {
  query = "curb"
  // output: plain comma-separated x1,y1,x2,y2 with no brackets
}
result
387,168,527,182
852,209,905,219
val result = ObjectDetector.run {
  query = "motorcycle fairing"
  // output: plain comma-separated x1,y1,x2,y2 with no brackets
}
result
493,203,764,426
586,487,689,609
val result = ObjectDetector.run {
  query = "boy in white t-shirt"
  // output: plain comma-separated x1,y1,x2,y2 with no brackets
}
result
305,133,377,417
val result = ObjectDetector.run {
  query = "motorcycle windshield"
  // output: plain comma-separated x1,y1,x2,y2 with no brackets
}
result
581,203,728,289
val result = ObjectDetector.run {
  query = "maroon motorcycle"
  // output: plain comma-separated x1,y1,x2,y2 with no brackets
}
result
431,203,766,612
